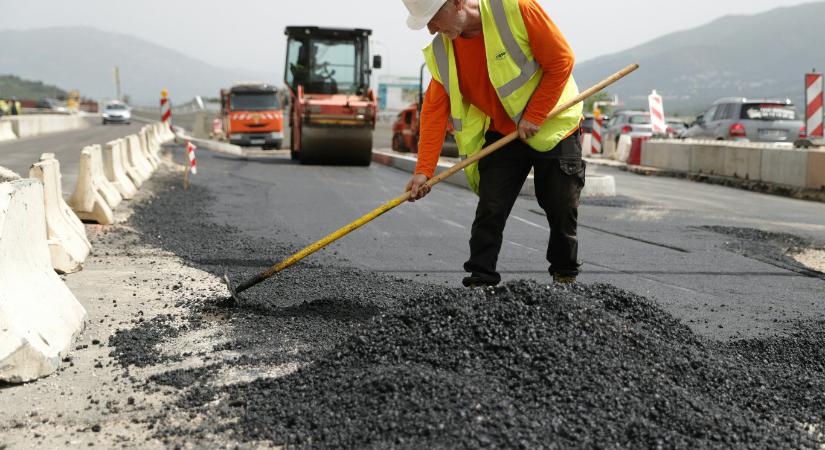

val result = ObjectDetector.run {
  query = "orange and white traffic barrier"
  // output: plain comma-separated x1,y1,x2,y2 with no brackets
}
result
160,89,172,131
591,112,603,155
806,72,824,139
187,141,198,175
649,90,667,136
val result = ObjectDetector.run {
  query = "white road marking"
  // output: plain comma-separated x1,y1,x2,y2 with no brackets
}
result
507,240,540,253
511,215,549,231
441,218,467,230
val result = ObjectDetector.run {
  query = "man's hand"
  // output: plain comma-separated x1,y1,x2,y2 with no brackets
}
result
518,118,541,140
406,173,431,202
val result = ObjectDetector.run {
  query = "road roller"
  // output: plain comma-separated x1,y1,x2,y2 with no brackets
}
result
284,26,382,165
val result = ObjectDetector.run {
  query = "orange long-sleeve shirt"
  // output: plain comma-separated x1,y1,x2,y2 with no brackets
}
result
415,0,575,178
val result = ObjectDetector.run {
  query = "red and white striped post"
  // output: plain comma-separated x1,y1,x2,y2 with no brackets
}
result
806,72,824,140
649,90,667,136
183,140,197,190
160,89,172,131
187,141,197,175
591,108,603,155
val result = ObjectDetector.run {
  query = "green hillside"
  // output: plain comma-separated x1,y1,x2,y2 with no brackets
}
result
0,74,67,99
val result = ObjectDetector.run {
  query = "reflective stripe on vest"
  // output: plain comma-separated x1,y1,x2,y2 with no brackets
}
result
489,0,539,105
432,36,463,132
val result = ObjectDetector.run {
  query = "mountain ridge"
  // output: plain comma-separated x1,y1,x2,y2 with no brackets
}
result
0,26,272,104
573,1,825,114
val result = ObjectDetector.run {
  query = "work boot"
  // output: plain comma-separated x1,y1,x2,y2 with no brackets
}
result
462,275,500,288
553,274,577,285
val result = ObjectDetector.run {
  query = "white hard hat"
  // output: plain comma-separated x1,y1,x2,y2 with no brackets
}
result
402,0,448,30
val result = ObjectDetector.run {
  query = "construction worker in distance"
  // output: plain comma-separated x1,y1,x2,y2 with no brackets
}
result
401,0,585,287
0,98,7,117
10,97,21,115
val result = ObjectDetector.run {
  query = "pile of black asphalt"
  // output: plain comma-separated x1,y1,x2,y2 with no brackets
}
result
112,171,825,448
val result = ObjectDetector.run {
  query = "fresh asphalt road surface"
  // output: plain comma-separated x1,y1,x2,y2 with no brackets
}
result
2,120,823,341
175,145,825,341
0,117,143,197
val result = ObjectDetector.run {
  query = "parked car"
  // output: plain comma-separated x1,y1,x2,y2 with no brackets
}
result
36,98,68,113
102,102,131,125
604,111,652,145
681,98,805,142
666,118,688,138
580,113,610,135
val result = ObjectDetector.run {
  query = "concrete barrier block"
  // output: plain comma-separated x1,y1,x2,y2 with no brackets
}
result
37,155,89,244
690,142,727,175
29,160,92,274
103,140,138,199
0,180,87,383
722,145,762,180
0,166,21,182
760,147,808,188
126,135,154,180
68,148,116,224
806,149,825,190
139,129,160,168
88,145,122,208
603,136,617,159
581,133,593,156
615,135,632,163
642,140,691,172
118,140,144,188
8,116,40,138
0,120,17,141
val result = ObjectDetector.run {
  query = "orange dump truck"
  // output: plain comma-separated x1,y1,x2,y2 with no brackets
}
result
220,83,284,149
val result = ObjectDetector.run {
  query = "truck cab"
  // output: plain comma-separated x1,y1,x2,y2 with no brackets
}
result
221,83,284,149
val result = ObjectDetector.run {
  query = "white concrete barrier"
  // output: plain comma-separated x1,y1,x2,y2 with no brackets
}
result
139,129,160,168
38,156,90,249
69,147,116,225
103,140,138,199
0,120,17,141
641,140,692,172
29,159,92,274
88,145,122,208
761,147,808,188
3,115,87,139
0,166,21,182
689,142,727,176
722,144,762,180
808,149,825,190
581,133,593,157
0,179,87,383
615,135,632,163
118,140,144,188
126,135,154,180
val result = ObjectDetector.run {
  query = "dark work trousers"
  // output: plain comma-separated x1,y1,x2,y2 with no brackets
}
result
464,130,586,283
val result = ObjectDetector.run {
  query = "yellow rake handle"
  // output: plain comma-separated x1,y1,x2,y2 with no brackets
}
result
233,63,639,294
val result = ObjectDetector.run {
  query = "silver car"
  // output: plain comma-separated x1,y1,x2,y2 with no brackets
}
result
682,98,805,142
603,111,653,146
102,102,132,125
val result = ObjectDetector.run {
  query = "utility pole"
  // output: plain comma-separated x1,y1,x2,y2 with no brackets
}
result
113,66,122,102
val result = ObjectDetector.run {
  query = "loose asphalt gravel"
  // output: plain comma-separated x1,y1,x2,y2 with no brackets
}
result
108,170,825,448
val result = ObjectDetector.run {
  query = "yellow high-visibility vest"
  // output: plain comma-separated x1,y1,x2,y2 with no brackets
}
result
423,0,582,193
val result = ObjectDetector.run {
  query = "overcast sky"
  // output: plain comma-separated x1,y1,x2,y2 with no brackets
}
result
0,0,815,79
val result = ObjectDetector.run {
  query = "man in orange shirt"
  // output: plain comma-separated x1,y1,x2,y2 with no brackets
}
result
402,0,585,287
